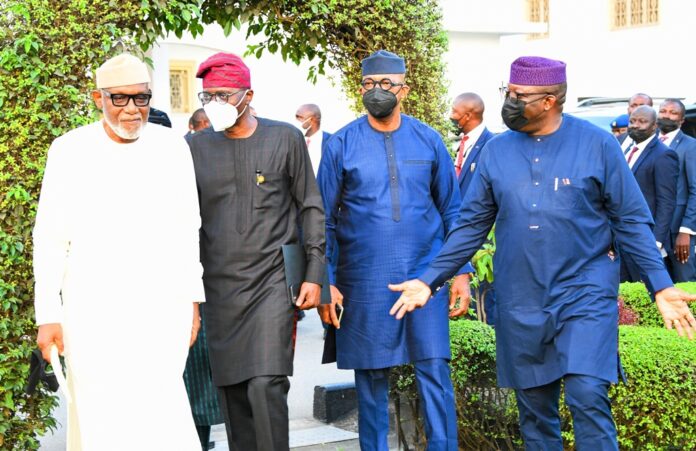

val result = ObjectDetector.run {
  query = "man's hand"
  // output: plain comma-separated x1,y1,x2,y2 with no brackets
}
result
37,323,64,362
319,285,344,328
388,279,432,320
449,274,472,318
190,303,201,347
674,232,691,264
296,282,321,310
655,287,696,339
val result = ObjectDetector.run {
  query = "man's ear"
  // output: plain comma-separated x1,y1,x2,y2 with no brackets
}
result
544,95,557,111
399,85,410,100
245,89,254,104
91,90,103,110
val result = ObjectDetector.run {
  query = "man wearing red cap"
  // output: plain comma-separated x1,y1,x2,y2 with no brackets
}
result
188,52,325,451
390,56,696,449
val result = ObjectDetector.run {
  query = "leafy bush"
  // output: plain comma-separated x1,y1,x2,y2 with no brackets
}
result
561,326,696,450
393,321,696,450
619,281,696,328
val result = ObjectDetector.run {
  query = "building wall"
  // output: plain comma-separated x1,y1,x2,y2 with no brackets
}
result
501,0,695,104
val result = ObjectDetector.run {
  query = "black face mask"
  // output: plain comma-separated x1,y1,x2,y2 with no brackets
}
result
362,88,398,118
450,118,462,134
501,97,529,131
627,127,655,144
657,117,681,134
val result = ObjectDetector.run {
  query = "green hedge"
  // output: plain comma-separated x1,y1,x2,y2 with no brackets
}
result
392,320,696,450
561,326,696,450
619,281,696,328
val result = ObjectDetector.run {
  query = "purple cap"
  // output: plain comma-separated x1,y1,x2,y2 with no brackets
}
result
509,56,566,86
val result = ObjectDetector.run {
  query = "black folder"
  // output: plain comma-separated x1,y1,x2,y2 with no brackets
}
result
281,244,331,305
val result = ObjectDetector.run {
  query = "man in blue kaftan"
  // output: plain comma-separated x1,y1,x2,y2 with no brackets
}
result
317,50,461,451
389,56,696,450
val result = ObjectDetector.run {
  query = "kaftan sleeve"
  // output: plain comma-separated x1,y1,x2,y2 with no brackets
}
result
174,139,205,303
419,147,498,291
602,138,674,292
287,130,326,285
33,141,70,325
430,136,474,276
317,136,344,286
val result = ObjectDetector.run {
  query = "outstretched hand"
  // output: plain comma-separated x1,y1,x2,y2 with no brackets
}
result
655,287,696,339
388,279,432,320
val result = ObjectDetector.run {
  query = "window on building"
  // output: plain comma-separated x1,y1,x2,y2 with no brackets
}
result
613,0,659,29
528,0,550,39
169,60,196,114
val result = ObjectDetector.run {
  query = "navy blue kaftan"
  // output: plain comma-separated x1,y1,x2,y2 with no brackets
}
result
318,115,461,370
420,115,673,389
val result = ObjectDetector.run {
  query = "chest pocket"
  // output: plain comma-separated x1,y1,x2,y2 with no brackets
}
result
253,172,286,209
551,183,584,210
402,160,433,183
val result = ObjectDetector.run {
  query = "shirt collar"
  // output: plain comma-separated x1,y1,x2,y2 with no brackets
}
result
660,128,680,141
463,123,485,146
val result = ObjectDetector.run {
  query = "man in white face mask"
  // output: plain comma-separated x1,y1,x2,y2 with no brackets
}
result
295,103,331,175
188,52,326,451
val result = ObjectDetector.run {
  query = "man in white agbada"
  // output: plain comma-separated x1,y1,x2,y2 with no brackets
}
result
33,53,204,450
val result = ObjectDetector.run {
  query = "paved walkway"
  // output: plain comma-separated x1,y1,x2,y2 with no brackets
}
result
38,312,366,450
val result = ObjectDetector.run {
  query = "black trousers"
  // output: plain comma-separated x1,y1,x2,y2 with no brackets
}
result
218,375,291,451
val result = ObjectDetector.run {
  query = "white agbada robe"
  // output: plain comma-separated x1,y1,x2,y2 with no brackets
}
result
33,121,204,450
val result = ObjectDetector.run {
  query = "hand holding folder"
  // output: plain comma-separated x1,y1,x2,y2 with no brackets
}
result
282,244,331,306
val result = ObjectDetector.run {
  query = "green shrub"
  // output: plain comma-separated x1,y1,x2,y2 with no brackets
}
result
560,326,696,450
619,282,696,328
393,321,696,450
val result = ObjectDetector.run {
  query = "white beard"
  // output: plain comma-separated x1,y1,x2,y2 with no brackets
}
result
104,116,146,140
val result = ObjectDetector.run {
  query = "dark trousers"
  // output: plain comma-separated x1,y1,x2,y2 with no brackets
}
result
666,234,696,282
218,375,290,451
354,358,458,451
515,374,618,451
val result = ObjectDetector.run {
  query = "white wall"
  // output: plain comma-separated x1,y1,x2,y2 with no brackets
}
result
500,0,696,105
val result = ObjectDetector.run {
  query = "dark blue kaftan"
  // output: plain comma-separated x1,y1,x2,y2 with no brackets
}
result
318,115,461,370
420,114,673,389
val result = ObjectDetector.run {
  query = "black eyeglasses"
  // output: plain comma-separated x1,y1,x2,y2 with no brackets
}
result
360,78,404,91
101,91,152,107
501,87,553,102
198,91,245,105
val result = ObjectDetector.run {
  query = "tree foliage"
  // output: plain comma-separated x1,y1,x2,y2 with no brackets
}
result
135,0,450,132
0,0,448,447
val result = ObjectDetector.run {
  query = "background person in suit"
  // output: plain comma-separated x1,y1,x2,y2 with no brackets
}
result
659,98,696,282
295,103,331,175
618,93,654,146
448,92,494,322
620,105,678,285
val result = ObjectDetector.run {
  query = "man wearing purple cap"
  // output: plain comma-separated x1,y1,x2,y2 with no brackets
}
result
389,56,696,449
188,52,326,451
318,50,460,450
